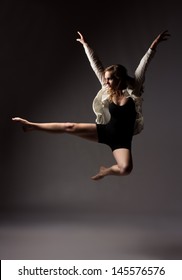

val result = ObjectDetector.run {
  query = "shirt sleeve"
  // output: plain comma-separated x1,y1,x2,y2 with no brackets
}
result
83,43,105,85
133,48,155,96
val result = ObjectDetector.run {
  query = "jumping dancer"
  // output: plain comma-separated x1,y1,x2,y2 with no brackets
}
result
12,30,170,180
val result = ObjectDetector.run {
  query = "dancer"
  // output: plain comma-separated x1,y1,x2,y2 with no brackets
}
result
12,30,170,180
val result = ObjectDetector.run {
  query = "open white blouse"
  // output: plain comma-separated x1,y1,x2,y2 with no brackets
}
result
82,42,155,135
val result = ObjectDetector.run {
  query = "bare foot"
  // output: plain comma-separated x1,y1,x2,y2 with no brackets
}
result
12,117,34,132
91,166,108,180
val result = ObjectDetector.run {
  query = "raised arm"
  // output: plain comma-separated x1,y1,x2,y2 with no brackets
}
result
76,31,105,85
133,30,170,96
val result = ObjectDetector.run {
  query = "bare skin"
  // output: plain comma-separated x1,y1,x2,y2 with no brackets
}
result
12,117,133,180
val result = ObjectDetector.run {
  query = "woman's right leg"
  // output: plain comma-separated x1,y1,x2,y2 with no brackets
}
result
91,148,133,180
12,117,98,142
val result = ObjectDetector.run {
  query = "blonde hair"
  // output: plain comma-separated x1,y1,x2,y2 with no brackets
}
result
104,64,143,101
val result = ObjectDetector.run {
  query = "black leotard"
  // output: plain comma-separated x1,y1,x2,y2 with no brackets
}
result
96,97,136,151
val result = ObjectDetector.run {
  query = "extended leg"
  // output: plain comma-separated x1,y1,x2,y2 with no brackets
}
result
12,117,98,142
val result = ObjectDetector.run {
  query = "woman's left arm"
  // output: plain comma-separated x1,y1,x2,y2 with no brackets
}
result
133,30,170,96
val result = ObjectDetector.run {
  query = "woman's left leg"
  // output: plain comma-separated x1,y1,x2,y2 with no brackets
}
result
91,148,133,180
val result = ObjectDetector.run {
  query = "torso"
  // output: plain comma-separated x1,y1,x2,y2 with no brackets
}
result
96,97,137,151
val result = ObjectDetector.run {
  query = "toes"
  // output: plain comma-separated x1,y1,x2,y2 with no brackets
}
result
91,173,104,181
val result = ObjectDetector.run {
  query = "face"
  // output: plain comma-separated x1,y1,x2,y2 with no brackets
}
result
104,71,120,90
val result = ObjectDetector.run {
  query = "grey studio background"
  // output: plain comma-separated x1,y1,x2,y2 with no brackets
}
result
0,0,182,259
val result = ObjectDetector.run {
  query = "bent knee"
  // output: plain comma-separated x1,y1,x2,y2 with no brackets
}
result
118,163,133,176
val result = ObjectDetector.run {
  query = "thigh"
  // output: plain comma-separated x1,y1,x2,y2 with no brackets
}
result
67,123,98,142
113,148,133,169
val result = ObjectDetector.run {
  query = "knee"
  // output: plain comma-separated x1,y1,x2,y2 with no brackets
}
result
118,163,133,176
65,122,76,132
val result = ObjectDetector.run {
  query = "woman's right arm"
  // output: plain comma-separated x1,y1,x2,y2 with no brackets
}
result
76,31,105,85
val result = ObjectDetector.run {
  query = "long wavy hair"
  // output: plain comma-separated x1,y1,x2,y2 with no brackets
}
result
104,64,143,101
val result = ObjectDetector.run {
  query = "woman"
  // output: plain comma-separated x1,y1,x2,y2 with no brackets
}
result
12,30,170,180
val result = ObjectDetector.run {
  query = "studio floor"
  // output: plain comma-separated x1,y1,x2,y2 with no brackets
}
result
0,211,182,260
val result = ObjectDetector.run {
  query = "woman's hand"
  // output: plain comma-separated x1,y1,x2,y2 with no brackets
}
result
76,31,87,45
150,30,170,50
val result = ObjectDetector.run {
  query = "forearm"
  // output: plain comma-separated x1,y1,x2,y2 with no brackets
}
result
134,48,155,92
150,41,157,51
83,43,105,84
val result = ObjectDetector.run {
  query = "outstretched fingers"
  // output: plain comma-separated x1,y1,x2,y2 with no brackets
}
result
76,31,86,44
158,30,171,42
